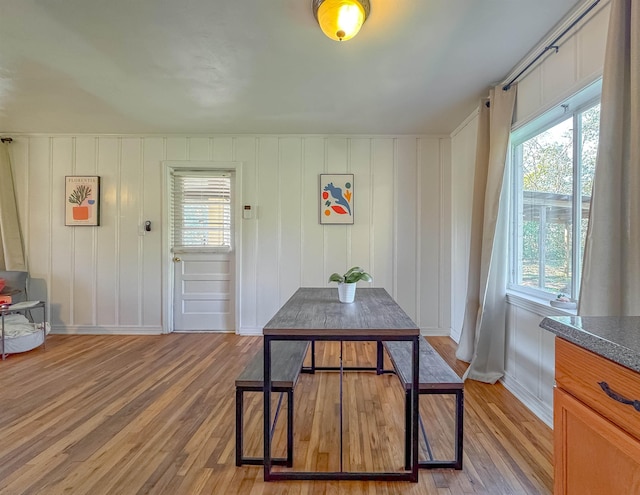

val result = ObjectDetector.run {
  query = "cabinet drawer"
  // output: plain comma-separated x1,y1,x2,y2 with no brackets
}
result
555,337,640,441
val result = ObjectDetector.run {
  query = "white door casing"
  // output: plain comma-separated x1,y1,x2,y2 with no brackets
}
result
161,161,242,334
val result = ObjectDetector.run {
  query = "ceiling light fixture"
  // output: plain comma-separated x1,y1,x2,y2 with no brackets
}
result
312,0,370,42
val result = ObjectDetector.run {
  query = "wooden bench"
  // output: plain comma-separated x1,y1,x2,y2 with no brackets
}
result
383,338,464,470
235,340,309,467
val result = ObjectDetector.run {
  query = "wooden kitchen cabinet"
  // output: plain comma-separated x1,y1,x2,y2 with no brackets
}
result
554,337,640,494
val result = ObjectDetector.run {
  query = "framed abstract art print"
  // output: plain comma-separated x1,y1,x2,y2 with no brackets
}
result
320,174,354,224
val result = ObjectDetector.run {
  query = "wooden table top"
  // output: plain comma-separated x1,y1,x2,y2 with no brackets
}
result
263,287,419,337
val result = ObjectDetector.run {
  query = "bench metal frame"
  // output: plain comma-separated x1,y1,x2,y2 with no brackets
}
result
382,340,464,471
236,385,294,467
402,387,464,470
235,340,310,468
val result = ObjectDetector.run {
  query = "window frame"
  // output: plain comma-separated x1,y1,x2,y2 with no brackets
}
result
508,81,601,301
170,169,235,254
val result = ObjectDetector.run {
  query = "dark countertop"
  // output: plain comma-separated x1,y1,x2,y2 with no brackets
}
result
540,316,640,373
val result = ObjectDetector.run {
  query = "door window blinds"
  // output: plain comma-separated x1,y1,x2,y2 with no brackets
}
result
171,170,232,250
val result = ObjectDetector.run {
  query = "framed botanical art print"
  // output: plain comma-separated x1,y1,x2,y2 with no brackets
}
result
320,174,354,224
65,176,100,226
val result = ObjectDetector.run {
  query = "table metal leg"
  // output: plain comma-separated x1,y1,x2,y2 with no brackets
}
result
376,341,384,374
263,336,273,481
411,335,419,481
235,387,243,467
339,340,344,473
42,304,47,351
1,312,5,360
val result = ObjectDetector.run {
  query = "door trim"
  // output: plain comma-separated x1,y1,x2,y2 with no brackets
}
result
161,160,243,334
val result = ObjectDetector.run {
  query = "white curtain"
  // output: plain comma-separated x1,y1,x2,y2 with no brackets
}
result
579,0,639,315
456,84,517,383
0,143,27,271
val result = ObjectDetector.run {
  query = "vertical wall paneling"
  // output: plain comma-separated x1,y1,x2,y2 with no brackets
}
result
514,65,543,124
415,140,422,327
256,138,280,325
439,138,452,333
419,138,442,332
213,137,233,161
278,138,302,304
395,138,418,320
349,138,372,284
73,137,98,326
235,137,258,331
577,3,609,80
300,138,325,287
188,137,210,161
541,36,577,108
324,138,349,276
51,138,73,326
165,138,187,161
118,138,142,326
371,139,394,294
142,138,164,327
96,138,118,327
15,133,452,337
136,140,144,327
25,138,51,303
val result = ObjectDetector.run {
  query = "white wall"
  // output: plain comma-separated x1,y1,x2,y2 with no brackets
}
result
450,111,479,343
449,0,610,426
9,134,452,336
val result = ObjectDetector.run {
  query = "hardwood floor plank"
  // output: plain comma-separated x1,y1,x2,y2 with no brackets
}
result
0,334,552,494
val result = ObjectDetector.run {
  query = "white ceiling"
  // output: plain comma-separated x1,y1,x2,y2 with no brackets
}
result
0,0,583,135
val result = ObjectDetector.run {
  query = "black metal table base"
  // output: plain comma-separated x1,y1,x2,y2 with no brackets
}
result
264,335,420,483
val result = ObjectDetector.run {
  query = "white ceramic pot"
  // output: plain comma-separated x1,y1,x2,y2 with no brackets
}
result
337,282,356,303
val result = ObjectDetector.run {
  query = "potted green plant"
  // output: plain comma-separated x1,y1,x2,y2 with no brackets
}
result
328,266,372,303
68,184,92,220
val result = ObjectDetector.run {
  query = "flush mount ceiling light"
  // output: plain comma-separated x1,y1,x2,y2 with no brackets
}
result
312,0,370,41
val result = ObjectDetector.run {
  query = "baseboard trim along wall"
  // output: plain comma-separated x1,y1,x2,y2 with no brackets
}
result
501,372,553,428
51,326,163,335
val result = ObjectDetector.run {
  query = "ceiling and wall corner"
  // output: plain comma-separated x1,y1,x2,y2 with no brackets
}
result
0,0,584,135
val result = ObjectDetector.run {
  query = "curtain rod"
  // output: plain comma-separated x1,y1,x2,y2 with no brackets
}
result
503,0,601,91
0,137,12,143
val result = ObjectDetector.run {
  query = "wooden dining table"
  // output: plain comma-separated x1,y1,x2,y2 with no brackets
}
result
262,287,420,482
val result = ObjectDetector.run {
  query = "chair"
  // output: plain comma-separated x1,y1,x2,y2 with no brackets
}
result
0,271,47,359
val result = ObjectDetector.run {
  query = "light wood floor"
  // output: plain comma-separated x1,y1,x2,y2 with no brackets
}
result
0,334,553,494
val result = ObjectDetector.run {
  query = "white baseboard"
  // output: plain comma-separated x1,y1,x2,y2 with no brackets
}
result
51,325,163,335
238,327,263,336
501,372,553,428
420,326,452,337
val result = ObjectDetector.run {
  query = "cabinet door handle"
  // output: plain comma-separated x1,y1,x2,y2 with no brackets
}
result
598,381,640,412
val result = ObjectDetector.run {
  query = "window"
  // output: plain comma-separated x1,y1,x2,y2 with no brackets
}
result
510,84,600,299
171,170,233,251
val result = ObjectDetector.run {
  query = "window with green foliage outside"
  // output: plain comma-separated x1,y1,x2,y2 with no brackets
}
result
511,98,600,299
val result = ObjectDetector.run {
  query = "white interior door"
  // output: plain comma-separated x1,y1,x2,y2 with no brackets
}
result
173,252,235,332
170,169,236,332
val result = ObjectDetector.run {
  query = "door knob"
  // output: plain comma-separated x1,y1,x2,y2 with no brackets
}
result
173,257,181,262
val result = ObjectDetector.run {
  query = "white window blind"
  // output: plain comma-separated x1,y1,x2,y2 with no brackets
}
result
171,170,232,250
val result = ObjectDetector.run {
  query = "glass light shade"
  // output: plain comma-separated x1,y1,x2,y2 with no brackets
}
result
316,0,367,41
